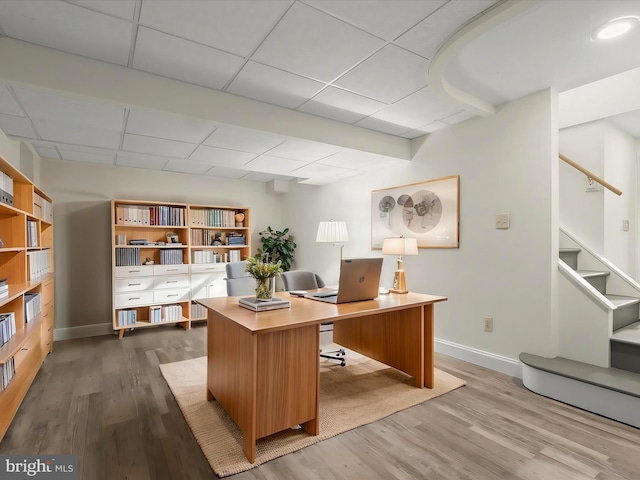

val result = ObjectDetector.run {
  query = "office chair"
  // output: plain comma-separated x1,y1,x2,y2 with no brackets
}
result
225,261,255,296
280,270,346,366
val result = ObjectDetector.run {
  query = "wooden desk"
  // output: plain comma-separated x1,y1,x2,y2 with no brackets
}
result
197,292,447,463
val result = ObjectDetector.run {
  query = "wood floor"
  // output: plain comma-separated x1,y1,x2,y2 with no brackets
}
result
1,324,639,479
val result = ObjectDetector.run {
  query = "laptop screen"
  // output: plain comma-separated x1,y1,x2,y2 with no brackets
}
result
307,257,383,304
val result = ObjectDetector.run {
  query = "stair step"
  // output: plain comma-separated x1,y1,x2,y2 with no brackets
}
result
611,320,640,345
576,270,610,294
576,270,610,279
559,248,581,270
559,248,581,253
606,295,640,308
520,352,640,398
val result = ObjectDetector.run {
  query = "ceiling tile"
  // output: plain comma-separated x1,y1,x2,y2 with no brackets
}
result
133,27,245,90
242,171,296,182
126,109,216,144
354,116,413,136
163,159,213,175
334,44,429,103
317,150,398,171
0,86,23,116
203,166,251,179
122,134,196,157
369,87,460,129
139,0,292,57
203,125,285,153
293,163,362,185
66,0,137,20
32,145,60,159
227,61,325,109
0,0,132,65
13,88,124,130
395,0,496,59
58,147,116,164
441,110,476,125
189,145,257,167
404,121,449,137
305,0,446,41
33,119,122,149
265,139,341,161
244,155,308,174
116,153,170,171
0,114,36,138
298,87,386,123
252,2,385,82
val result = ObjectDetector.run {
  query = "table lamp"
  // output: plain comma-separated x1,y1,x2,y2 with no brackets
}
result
382,236,418,293
316,220,349,259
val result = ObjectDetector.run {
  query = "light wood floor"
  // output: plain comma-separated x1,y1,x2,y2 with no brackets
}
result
1,324,639,479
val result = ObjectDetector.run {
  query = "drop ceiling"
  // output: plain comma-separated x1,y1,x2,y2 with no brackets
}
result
0,0,638,186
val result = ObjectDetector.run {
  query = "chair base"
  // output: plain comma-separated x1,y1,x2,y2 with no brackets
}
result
320,347,346,367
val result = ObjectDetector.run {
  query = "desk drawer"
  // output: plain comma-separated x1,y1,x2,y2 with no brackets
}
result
115,291,154,308
115,277,155,293
153,264,188,276
153,288,190,304
154,275,190,290
115,266,154,278
190,263,225,274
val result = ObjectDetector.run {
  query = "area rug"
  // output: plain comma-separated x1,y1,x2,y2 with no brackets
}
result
160,351,466,477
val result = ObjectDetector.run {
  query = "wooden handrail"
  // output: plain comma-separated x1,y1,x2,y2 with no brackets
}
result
559,153,622,196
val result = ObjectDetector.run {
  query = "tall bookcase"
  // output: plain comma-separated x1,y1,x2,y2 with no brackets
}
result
111,199,250,338
0,154,54,442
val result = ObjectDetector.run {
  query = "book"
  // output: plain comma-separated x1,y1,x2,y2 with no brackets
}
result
239,297,291,312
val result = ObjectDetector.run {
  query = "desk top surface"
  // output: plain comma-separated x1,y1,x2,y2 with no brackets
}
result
197,291,447,334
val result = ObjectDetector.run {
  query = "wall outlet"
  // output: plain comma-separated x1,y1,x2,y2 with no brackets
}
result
484,316,493,332
623,219,630,232
495,213,510,229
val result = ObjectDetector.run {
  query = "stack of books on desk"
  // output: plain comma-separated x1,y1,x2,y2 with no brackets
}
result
239,297,291,312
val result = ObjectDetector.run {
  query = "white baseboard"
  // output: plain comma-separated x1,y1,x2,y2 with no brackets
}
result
54,323,114,341
435,338,523,379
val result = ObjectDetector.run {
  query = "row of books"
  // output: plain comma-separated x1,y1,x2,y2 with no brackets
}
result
160,249,183,265
24,293,41,323
116,205,186,227
1,357,15,392
191,250,223,264
0,312,16,347
190,229,216,246
27,220,38,247
115,247,141,266
117,309,137,327
190,302,207,319
26,250,50,281
190,209,238,228
33,192,52,222
0,278,7,299
149,304,182,323
0,171,13,207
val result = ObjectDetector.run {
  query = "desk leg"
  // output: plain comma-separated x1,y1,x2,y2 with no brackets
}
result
424,304,434,388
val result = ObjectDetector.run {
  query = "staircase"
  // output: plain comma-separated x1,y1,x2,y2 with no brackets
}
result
520,231,640,428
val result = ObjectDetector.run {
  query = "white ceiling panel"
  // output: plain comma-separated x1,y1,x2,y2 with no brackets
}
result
298,87,386,123
266,139,341,161
203,166,251,179
203,126,285,153
139,0,293,57
395,0,496,59
115,153,171,171
354,116,413,136
189,145,257,167
133,27,245,90
58,148,116,164
0,0,133,65
406,121,449,137
304,0,446,41
66,0,137,20
293,162,362,185
0,115,36,138
242,171,296,182
32,145,60,160
33,119,122,149
334,45,429,104
122,134,197,158
0,86,23,116
126,109,216,144
252,2,385,82
163,159,213,175
245,155,308,174
297,101,368,124
12,88,124,130
441,110,477,125
317,150,398,171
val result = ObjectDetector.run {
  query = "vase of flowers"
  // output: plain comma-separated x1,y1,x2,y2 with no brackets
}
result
246,255,283,300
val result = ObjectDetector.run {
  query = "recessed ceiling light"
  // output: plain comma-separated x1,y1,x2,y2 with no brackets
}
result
591,16,639,41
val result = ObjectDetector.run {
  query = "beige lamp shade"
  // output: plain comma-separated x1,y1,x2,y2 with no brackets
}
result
382,237,418,294
316,220,349,243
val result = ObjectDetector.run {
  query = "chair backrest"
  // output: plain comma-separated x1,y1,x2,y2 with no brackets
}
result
280,270,326,291
225,261,255,296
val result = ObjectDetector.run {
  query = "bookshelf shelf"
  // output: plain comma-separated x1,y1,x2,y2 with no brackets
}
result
0,154,54,442
111,200,250,337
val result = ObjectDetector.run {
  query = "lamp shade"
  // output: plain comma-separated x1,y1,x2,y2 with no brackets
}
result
381,237,418,256
316,220,349,243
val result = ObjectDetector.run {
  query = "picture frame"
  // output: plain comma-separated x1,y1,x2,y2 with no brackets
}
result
371,175,459,249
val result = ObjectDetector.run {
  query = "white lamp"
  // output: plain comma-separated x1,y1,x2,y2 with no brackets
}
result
316,220,349,259
382,237,418,294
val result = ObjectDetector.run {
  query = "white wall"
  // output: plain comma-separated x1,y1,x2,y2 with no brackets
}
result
286,89,558,362
40,159,285,335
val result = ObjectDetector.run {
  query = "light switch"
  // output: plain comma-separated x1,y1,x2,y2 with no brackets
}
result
623,219,630,232
495,213,510,229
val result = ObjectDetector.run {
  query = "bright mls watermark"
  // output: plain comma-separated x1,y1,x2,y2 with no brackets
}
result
0,455,78,479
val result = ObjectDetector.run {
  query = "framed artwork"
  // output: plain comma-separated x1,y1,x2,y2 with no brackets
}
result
371,175,459,249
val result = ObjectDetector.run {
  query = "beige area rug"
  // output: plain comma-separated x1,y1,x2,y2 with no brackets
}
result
160,352,466,477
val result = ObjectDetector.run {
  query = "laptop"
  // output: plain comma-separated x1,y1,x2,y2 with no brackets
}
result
305,257,383,304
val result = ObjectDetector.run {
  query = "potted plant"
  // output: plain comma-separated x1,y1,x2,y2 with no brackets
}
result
257,226,297,272
245,255,283,300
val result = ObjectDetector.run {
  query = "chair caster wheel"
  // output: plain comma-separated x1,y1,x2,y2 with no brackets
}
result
340,361,346,367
